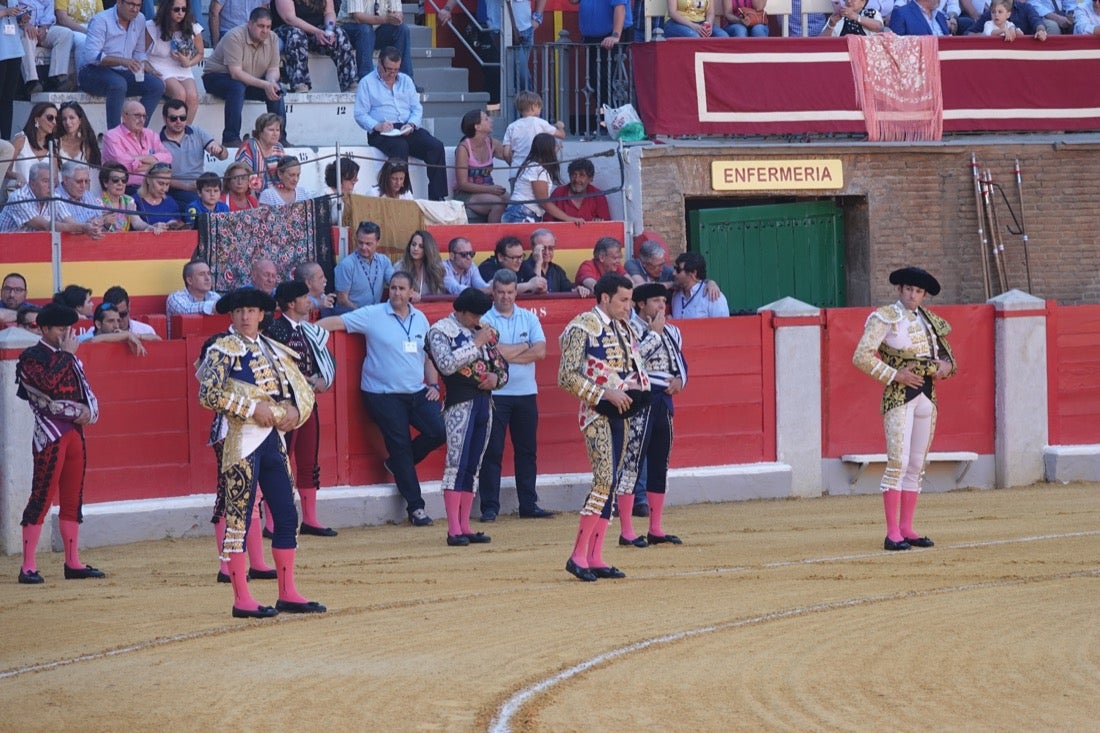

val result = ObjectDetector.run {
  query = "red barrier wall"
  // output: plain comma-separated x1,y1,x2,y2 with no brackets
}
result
1047,302,1100,446
822,305,995,457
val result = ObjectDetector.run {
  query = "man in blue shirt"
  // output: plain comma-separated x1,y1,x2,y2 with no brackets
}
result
354,47,447,201
316,271,446,526
442,237,491,295
477,269,556,522
334,220,394,311
77,0,165,128
671,252,729,319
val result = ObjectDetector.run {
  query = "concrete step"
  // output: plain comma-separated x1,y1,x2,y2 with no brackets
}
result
414,66,470,90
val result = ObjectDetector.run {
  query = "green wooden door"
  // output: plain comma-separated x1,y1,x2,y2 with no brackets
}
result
689,200,845,312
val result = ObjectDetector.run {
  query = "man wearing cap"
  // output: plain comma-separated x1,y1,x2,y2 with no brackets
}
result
265,280,338,537
853,267,956,552
316,271,446,527
627,282,688,546
425,287,510,546
197,287,325,618
16,303,104,585
558,272,649,582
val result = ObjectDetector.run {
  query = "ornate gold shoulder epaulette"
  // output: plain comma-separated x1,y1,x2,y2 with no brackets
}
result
867,303,903,326
206,334,249,358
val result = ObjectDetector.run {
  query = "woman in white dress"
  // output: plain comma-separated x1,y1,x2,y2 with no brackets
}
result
145,0,204,124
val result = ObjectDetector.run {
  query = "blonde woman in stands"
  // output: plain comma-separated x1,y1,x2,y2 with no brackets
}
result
821,0,883,34
722,0,770,36
395,229,447,302
99,161,164,233
259,154,313,206
55,101,102,195
145,0,204,125
453,108,508,223
234,112,286,188
370,157,415,200
134,162,186,229
221,161,261,211
6,102,58,190
665,0,730,37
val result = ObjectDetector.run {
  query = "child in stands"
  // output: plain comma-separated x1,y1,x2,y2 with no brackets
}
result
983,0,1019,38
184,172,231,228
502,91,566,166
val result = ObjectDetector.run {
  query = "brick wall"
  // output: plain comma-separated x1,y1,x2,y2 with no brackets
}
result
637,140,1100,306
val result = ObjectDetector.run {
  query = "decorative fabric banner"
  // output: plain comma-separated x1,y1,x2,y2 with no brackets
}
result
195,198,335,292
847,34,943,142
343,195,466,261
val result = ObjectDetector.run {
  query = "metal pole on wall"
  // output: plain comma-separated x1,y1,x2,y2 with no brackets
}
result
335,142,347,260
49,144,61,293
499,0,509,113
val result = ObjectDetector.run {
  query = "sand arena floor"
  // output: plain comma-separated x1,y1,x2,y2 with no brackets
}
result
1,482,1098,732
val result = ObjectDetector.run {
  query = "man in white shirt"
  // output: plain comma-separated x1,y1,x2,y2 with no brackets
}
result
53,161,105,238
442,237,490,295
671,252,729,319
166,260,222,336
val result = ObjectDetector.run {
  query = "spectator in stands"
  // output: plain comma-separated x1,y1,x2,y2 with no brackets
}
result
0,139,12,188
245,258,280,294
571,0,633,135
966,0,1048,35
6,103,58,191
982,0,1018,35
259,155,313,206
272,0,357,93
479,235,548,294
184,171,231,226
665,0,729,37
202,7,286,148
890,0,951,33
78,0,165,129
503,133,585,225
959,0,989,30
821,0,884,34
53,160,106,238
134,162,185,228
339,0,414,82
102,100,173,188
16,303,43,333
335,220,394,309
721,0,769,36
166,259,222,320
0,7,20,141
295,260,336,314
324,155,359,196
575,236,628,291
626,238,675,287
102,284,159,336
519,228,577,294
0,162,54,233
54,102,102,196
443,236,490,295
454,108,508,223
145,0,204,124
1029,0,1072,33
77,301,151,354
501,90,566,166
209,0,267,44
370,157,414,199
1076,0,1100,34
99,161,165,233
1,272,28,324
18,0,75,95
546,157,610,223
233,112,285,187
354,46,448,201
396,229,447,302
55,0,104,70
672,251,729,318
221,160,260,210
438,0,539,98
54,283,94,319
159,100,228,209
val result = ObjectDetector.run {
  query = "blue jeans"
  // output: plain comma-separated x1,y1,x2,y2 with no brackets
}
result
362,389,446,515
201,72,287,145
343,22,414,80
76,65,165,129
478,394,540,515
727,22,769,37
513,26,534,94
662,21,730,38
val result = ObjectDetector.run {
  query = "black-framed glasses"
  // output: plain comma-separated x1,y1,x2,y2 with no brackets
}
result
2,285,27,293
454,251,474,258
502,254,524,262
167,114,186,122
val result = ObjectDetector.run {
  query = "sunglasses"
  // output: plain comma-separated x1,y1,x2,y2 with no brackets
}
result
454,251,474,258
167,114,187,122
43,114,56,122
171,5,187,11
149,163,172,172
117,310,130,318
673,266,686,273
108,175,128,184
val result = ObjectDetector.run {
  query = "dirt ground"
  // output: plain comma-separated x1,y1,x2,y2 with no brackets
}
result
1,482,1098,733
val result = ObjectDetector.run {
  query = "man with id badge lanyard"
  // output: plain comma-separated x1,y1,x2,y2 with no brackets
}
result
334,219,394,312
317,271,446,527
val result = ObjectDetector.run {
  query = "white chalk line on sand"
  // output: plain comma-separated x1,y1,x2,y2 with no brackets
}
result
487,530,1100,733
2,530,1097,684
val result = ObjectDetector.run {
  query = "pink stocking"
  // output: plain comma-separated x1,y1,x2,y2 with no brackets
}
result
648,492,666,537
900,491,921,539
272,547,309,604
443,490,463,537
586,517,611,568
247,503,274,572
299,488,319,527
228,552,259,611
59,519,83,569
458,492,476,535
214,517,229,574
883,490,903,542
617,494,637,540
571,514,600,567
21,523,43,573
262,496,274,535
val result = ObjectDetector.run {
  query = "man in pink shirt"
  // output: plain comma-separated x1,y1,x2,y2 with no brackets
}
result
101,100,173,188
574,236,629,291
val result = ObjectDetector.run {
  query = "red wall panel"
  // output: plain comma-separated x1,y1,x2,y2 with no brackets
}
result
1047,303,1100,445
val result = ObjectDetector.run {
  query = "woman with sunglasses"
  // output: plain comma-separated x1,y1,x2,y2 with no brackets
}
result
221,161,260,211
99,162,164,233
145,0,204,124
258,155,312,207
5,102,58,191
395,229,447,302
134,162,185,229
55,102,102,195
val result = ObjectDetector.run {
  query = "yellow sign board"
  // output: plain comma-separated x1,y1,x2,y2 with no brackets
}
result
711,159,844,191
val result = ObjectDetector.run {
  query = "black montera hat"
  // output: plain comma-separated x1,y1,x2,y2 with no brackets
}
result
453,287,493,316
889,267,941,296
215,287,277,314
37,303,79,327
274,280,309,308
632,283,668,303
